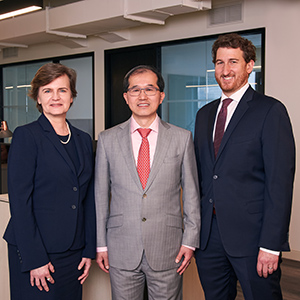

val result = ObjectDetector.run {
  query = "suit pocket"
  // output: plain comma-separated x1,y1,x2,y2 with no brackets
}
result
166,214,183,229
246,200,263,214
107,214,123,228
231,134,256,144
163,154,180,164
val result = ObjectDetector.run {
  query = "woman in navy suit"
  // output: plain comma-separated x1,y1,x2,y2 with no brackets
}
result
3,63,96,300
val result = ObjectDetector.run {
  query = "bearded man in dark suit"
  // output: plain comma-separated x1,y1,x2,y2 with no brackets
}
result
194,33,295,300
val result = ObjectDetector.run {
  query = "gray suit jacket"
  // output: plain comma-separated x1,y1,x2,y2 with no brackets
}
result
95,117,200,271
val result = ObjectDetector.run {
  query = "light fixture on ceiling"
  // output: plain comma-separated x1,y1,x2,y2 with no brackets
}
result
0,0,43,21
0,6,42,20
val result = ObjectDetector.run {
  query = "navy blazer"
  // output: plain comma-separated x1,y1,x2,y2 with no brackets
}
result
3,114,96,272
194,87,295,257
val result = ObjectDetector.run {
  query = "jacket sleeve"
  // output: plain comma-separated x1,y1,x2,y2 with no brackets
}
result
7,127,49,272
259,101,295,251
181,131,201,248
82,137,96,259
94,133,110,248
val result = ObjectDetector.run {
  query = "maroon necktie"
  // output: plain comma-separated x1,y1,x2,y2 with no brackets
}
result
137,128,151,189
214,98,233,157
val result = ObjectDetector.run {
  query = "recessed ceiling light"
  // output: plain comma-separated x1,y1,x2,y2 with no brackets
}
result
0,5,42,21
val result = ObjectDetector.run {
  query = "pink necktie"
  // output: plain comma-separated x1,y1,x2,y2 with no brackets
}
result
137,128,151,189
214,98,233,157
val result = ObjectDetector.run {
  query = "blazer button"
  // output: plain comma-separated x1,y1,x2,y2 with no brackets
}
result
142,217,147,222
142,194,147,199
213,175,218,180
73,187,78,192
71,205,77,210
209,199,213,203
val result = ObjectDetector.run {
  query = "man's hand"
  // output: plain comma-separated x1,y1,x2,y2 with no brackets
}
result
96,251,110,273
256,249,279,278
175,245,194,275
30,262,55,292
78,257,92,284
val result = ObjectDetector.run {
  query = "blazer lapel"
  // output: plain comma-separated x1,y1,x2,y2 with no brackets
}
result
215,87,254,161
38,114,77,175
144,119,171,192
70,123,85,177
117,120,143,191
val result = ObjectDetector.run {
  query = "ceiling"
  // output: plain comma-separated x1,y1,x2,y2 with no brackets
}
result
0,0,212,49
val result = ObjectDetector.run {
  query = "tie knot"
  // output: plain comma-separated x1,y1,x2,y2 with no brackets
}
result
222,98,233,108
137,128,151,138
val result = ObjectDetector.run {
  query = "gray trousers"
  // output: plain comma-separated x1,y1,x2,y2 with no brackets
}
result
109,252,182,300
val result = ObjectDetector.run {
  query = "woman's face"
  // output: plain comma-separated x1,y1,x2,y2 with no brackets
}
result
37,74,73,120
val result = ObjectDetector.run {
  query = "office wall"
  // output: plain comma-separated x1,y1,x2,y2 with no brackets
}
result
0,0,299,299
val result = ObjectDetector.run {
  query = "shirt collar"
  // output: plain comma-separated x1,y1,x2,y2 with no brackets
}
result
221,83,250,103
130,115,159,134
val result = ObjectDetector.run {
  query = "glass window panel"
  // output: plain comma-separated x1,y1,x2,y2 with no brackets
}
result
161,32,263,135
60,56,93,138
2,61,50,140
2,56,94,140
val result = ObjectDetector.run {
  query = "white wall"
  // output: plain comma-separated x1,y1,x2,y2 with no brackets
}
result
1,0,300,298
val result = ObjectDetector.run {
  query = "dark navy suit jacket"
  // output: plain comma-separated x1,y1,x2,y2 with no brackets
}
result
3,114,96,272
194,87,295,257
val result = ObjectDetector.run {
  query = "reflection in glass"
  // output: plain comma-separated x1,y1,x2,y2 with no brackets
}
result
161,33,263,135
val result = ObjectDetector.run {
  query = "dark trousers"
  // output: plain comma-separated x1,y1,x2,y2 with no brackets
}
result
195,215,283,300
8,244,83,300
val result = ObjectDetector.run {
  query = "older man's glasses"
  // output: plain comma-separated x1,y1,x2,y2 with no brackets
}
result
127,86,159,97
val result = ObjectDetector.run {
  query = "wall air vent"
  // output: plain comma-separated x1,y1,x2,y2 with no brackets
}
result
2,47,18,59
209,2,242,26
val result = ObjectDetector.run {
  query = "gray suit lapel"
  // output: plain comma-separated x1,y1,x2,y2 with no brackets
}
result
117,120,143,191
145,119,171,192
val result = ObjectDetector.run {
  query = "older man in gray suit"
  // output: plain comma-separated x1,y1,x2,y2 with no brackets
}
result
95,65,200,300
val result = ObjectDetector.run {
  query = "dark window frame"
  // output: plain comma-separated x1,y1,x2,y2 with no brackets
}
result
0,51,95,139
105,28,265,129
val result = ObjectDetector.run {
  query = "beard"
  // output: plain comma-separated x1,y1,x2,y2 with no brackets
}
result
216,72,249,96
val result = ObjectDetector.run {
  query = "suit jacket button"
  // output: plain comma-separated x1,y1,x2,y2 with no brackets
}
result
209,199,213,203
71,205,77,209
142,217,147,222
73,187,78,191
213,175,218,180
142,194,147,199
